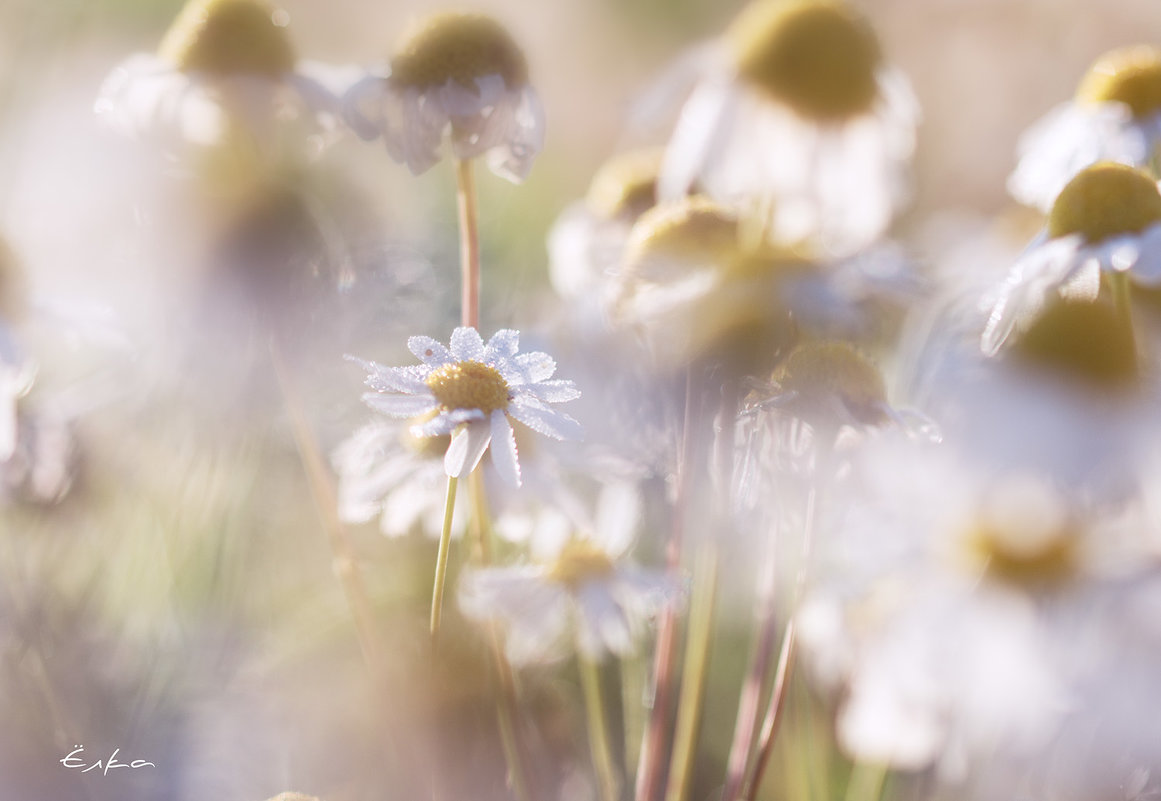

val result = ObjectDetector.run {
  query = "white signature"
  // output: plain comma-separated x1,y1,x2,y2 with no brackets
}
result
59,745,155,776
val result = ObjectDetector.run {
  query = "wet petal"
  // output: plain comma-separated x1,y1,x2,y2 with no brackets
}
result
490,410,521,487
408,335,454,366
508,398,582,441
449,327,486,361
362,392,438,418
444,418,492,477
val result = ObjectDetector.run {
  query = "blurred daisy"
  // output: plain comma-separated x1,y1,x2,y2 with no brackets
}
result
344,11,544,183
94,0,347,171
983,162,1161,354
458,484,680,664
614,197,918,375
350,327,580,487
1009,46,1161,211
657,0,918,255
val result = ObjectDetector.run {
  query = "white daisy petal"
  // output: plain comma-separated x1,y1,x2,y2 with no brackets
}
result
526,378,581,404
511,351,556,384
489,410,521,487
484,328,521,362
508,398,583,441
449,327,486,361
412,408,481,438
444,418,493,478
348,356,431,394
408,335,455,366
362,392,439,418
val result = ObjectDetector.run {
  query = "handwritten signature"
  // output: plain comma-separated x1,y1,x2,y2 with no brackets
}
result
59,745,155,776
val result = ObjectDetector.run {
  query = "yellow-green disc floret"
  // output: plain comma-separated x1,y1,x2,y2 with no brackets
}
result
1077,45,1161,119
426,360,511,415
159,0,296,76
390,12,528,92
1047,162,1161,243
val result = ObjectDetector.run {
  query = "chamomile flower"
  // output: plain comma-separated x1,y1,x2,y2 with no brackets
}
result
94,0,347,172
983,162,1161,353
657,0,918,255
351,327,580,488
458,484,680,664
1009,46,1161,212
344,12,544,183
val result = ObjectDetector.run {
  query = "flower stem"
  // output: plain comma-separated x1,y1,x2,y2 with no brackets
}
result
664,542,718,801
269,339,387,675
455,157,481,329
843,761,888,801
581,657,622,801
429,475,458,640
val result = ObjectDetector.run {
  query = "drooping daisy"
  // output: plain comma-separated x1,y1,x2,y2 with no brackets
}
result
982,162,1161,354
343,11,544,183
458,483,680,664
1009,46,1161,212
351,327,580,487
94,0,348,172
657,0,918,256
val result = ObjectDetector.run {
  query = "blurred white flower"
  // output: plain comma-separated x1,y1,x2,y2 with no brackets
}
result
1010,46,1161,212
94,0,348,172
983,162,1161,354
656,0,917,256
350,327,580,488
458,483,680,664
344,11,544,183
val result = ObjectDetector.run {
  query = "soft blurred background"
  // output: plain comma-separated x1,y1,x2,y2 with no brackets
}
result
0,1,1159,800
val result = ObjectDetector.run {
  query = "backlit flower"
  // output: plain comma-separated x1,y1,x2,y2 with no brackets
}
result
1009,46,1161,211
350,327,580,487
344,11,544,182
657,0,918,255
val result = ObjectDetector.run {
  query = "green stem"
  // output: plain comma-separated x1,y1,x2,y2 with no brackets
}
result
581,657,622,801
455,157,481,329
429,475,458,639
843,761,888,801
664,543,719,801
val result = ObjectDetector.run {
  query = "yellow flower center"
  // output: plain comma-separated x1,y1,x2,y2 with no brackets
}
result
390,12,529,92
966,479,1077,586
547,540,615,589
766,341,887,423
403,411,452,459
1012,297,1138,391
1076,45,1161,119
425,360,510,415
159,0,296,76
586,148,665,221
728,0,882,120
1047,162,1161,243
623,197,741,270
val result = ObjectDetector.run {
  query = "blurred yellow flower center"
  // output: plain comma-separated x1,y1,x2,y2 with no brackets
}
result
159,0,296,76
1077,46,1161,119
403,411,452,459
624,198,741,270
729,0,882,120
587,149,665,220
390,12,529,92
547,541,615,589
967,478,1077,586
969,526,1077,585
1047,162,1161,243
426,360,510,414
768,341,887,423
1013,298,1138,391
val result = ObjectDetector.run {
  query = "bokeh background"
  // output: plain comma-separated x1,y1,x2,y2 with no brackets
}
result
0,1,1159,800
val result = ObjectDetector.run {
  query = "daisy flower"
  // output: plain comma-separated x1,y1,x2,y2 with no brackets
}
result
458,483,680,664
351,327,580,488
982,162,1161,354
657,0,918,256
344,11,545,183
94,0,348,170
1009,46,1161,212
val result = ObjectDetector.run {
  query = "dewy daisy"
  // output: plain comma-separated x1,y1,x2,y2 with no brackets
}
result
344,11,545,183
351,327,580,487
458,484,680,664
94,0,347,169
1009,46,1161,212
657,0,918,255
982,162,1161,353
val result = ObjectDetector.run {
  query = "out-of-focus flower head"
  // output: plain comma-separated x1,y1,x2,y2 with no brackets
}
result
94,0,348,182
614,197,915,377
983,162,1161,354
350,327,580,488
548,148,666,305
657,0,918,256
458,483,680,664
1009,46,1161,212
344,11,544,183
